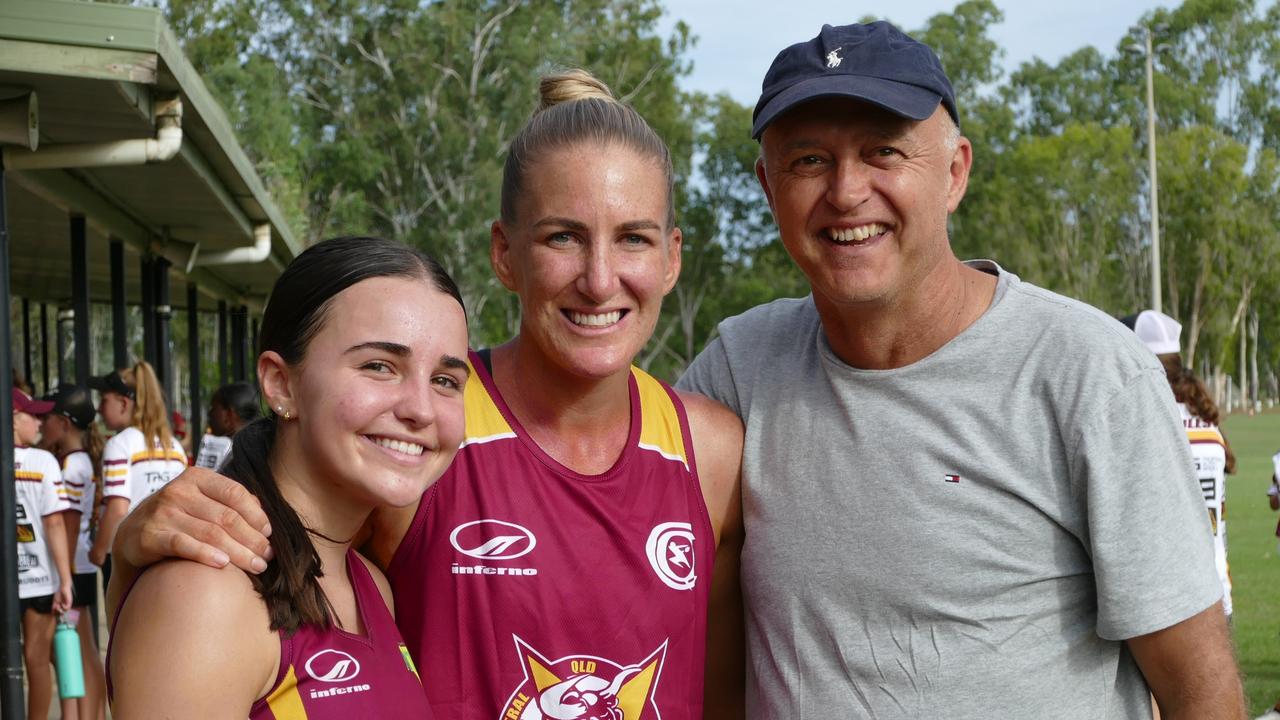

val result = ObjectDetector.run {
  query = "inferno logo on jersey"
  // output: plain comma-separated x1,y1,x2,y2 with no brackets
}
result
451,519,537,560
645,522,695,591
500,637,667,720
305,649,361,683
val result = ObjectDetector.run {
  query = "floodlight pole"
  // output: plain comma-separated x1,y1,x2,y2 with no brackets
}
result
1139,26,1162,314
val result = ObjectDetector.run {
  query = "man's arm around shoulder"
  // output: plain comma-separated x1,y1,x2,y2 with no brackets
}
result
1127,600,1244,720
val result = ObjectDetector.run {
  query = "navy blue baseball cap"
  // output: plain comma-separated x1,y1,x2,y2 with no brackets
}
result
752,21,960,140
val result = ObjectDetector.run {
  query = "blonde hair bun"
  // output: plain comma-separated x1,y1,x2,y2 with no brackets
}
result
539,69,616,111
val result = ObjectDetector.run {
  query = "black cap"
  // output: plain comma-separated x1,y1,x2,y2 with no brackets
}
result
88,370,135,401
752,21,959,140
43,385,96,430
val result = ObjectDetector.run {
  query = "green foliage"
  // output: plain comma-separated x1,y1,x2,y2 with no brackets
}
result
138,0,1280,389
915,0,1005,109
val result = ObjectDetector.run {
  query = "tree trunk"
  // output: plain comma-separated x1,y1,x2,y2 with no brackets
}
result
1250,309,1260,413
1183,242,1211,369
1240,302,1248,412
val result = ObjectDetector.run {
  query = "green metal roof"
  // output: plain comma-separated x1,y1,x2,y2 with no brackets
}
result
0,0,302,309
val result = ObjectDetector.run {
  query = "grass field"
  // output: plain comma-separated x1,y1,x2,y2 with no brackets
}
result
1222,410,1280,715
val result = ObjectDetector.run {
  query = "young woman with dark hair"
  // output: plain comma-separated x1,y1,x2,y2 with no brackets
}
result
111,70,746,719
107,236,470,717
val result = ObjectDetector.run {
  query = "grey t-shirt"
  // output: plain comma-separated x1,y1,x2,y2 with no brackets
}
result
677,262,1220,719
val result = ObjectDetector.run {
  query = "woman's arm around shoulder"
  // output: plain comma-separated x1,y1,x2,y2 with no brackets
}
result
678,390,746,720
110,560,278,719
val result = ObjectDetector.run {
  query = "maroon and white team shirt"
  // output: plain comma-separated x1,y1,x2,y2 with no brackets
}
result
388,351,713,720
14,445,70,599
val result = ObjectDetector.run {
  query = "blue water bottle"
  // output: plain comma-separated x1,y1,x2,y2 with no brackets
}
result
54,611,85,699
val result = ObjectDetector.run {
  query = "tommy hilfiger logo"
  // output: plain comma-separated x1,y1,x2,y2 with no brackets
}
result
944,474,961,484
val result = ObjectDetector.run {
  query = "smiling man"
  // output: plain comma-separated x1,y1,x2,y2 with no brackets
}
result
677,21,1245,720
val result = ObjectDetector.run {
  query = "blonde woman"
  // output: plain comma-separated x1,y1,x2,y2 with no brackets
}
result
110,70,745,719
89,362,187,584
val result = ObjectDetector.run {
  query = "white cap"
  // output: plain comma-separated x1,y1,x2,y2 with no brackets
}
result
1132,310,1181,355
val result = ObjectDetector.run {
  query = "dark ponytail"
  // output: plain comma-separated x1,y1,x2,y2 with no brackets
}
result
229,235,464,633
222,418,330,631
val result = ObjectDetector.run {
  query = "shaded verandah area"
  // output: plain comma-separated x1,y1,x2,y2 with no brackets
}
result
0,0,303,714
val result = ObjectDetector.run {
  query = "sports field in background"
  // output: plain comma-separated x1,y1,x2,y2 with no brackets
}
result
1223,410,1280,715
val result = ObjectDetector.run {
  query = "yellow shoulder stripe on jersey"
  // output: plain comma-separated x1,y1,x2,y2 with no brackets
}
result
14,470,42,482
632,366,688,469
1186,428,1226,445
461,359,515,447
264,665,306,719
104,469,127,478
129,449,186,464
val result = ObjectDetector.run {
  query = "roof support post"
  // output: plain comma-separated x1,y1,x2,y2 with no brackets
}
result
154,256,172,406
55,307,69,388
38,302,48,396
20,299,30,389
70,214,90,386
140,255,155,368
217,300,228,387
251,315,259,384
230,305,247,383
187,282,201,462
0,152,29,720
110,240,127,370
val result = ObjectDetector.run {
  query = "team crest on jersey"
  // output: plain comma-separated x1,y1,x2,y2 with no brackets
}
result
645,522,695,591
499,636,666,720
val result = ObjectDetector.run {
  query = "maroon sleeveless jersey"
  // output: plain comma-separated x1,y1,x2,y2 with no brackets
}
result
387,351,713,720
249,552,432,718
110,551,432,719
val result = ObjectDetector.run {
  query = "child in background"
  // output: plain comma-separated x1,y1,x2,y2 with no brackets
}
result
194,382,259,471
87,362,187,586
39,385,107,720
13,388,75,720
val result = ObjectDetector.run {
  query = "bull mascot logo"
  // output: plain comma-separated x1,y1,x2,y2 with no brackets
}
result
500,637,667,720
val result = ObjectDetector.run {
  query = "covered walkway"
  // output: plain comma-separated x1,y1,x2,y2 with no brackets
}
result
0,1,301,715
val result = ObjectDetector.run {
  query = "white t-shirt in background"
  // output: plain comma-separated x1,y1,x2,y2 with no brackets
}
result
101,426,187,512
15,446,70,599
